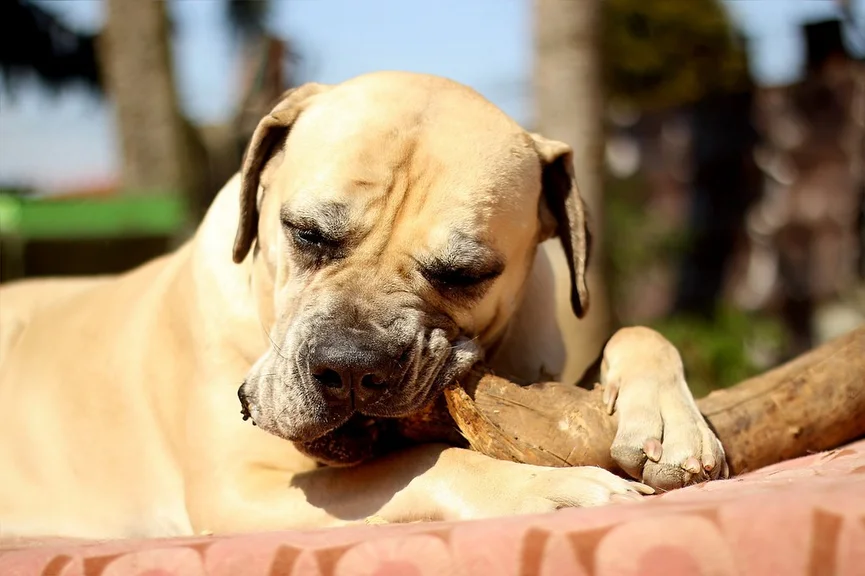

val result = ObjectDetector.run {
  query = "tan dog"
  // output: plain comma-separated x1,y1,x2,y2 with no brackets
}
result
0,72,724,539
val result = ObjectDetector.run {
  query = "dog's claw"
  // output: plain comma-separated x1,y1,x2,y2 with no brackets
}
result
643,438,663,462
683,456,703,475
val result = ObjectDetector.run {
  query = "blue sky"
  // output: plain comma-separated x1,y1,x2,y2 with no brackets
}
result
1,0,863,191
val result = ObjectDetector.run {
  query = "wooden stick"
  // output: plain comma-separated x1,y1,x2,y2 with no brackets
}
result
432,326,865,475
697,325,865,473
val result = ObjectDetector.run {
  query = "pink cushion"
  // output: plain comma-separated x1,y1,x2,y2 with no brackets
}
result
2,440,864,575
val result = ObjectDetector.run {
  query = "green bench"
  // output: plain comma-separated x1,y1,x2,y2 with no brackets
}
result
0,191,190,279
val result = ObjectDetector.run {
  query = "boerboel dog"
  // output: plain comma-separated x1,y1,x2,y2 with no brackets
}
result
0,72,725,538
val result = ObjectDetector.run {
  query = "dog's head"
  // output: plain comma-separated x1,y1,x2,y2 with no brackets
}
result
235,72,590,463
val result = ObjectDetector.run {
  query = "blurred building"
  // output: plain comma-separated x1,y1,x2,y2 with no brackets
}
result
606,18,865,354
736,19,865,352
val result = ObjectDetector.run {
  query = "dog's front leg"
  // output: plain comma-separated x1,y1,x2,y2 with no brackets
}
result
188,443,651,534
600,327,729,490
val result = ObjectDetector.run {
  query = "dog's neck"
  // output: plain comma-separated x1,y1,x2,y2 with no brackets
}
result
189,174,270,365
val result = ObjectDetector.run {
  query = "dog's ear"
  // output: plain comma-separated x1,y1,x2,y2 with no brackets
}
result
531,133,592,319
232,83,331,264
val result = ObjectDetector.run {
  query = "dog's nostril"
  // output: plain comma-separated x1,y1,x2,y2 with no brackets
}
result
314,369,344,389
398,345,413,365
361,374,386,390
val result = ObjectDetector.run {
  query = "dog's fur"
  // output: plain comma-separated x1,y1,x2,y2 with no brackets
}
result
0,72,724,538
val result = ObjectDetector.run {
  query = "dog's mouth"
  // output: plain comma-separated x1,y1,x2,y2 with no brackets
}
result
237,332,482,464
237,381,449,466
239,383,411,463
238,381,379,448
293,413,398,466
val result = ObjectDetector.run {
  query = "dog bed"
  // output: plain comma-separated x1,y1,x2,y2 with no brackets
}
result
2,438,864,575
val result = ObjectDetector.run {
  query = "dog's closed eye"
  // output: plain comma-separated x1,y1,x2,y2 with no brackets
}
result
280,206,350,262
289,225,341,250
420,257,504,302
418,234,505,297
282,220,349,267
421,264,501,290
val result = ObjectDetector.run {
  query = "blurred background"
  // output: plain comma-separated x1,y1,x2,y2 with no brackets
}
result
1,0,863,395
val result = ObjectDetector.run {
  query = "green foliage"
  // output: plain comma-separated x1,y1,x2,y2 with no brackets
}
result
651,308,788,398
604,173,690,299
602,0,751,111
604,175,788,397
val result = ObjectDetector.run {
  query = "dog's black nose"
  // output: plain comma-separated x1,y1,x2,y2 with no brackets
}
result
309,336,398,407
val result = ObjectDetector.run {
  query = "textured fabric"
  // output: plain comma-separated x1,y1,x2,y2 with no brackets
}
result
2,439,864,575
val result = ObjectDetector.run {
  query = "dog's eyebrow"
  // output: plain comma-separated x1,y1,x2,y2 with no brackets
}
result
280,202,351,238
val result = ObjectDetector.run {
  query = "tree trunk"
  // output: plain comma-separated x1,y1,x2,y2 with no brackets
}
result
99,0,201,201
533,0,610,380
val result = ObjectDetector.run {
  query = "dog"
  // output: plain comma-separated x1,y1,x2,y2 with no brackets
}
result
0,72,725,538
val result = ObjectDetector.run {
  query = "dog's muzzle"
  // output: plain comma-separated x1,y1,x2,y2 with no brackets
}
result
236,305,482,466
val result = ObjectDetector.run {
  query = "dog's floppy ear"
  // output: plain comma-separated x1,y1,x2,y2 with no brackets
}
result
232,83,331,263
531,133,592,319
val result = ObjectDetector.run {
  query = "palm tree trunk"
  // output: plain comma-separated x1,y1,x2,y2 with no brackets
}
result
533,0,610,381
99,0,199,197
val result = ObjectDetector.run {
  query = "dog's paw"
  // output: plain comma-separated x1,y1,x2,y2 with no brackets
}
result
600,327,729,492
517,465,654,512
459,462,653,520
604,372,729,491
